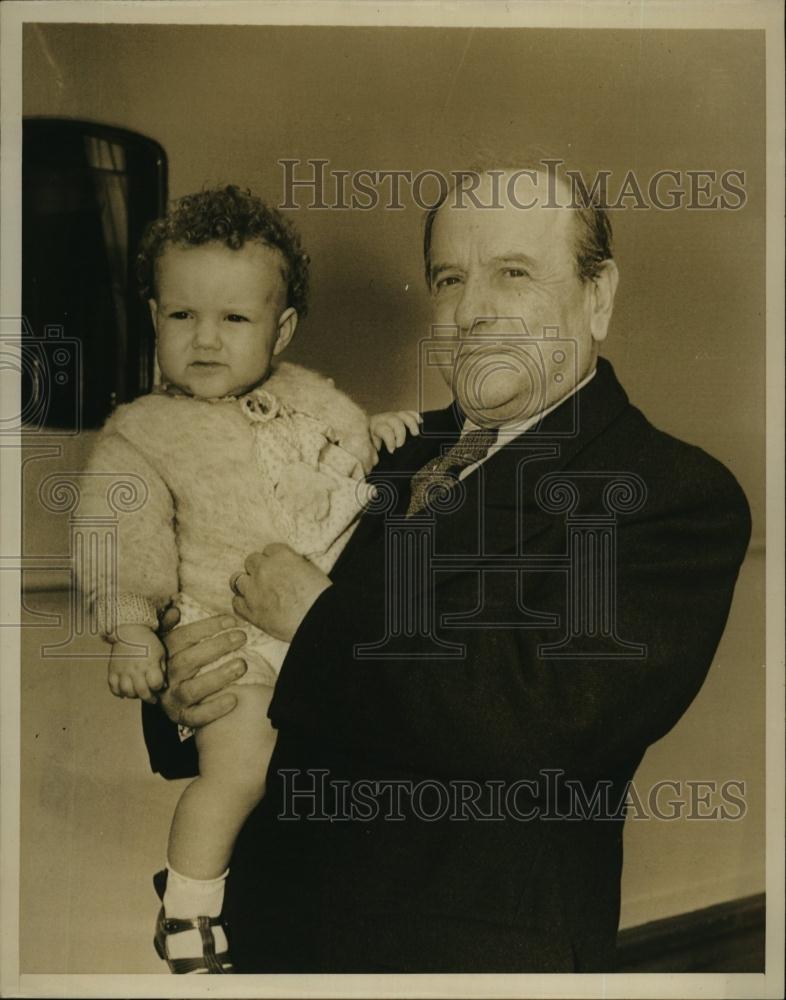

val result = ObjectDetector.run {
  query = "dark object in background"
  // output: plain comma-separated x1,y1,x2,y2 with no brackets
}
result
22,118,167,430
616,893,765,972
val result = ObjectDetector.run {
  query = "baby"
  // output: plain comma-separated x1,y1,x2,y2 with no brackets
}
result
79,186,419,973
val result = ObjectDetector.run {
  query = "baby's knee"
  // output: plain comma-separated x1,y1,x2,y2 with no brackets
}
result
224,759,269,808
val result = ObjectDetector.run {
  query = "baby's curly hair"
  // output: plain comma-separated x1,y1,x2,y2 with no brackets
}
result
136,185,310,316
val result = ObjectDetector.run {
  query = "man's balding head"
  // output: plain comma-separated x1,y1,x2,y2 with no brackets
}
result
423,159,614,290
424,164,619,427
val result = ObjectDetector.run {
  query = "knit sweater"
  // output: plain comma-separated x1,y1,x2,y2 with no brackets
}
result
78,362,373,640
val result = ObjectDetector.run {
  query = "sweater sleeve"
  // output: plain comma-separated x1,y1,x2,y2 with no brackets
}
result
77,429,179,639
266,362,369,441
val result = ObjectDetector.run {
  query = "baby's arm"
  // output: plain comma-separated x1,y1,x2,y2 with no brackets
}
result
108,623,166,703
370,410,422,454
78,427,179,700
269,363,381,474
78,428,179,633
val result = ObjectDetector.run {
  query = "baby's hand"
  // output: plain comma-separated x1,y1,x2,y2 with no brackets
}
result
108,624,166,704
370,411,422,454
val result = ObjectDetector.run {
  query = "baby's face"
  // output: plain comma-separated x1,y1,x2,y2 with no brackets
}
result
151,241,296,399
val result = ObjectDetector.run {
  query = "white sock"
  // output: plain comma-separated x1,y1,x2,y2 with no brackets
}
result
161,864,229,966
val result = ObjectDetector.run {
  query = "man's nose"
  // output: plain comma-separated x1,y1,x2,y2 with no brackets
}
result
192,317,222,349
453,275,496,334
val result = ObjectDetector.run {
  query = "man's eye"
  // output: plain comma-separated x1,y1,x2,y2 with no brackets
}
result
503,268,529,279
434,275,461,291
226,314,250,323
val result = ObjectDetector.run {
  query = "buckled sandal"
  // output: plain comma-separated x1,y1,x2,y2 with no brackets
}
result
152,869,234,974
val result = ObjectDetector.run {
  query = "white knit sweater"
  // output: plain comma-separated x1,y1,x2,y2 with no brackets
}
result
78,362,372,640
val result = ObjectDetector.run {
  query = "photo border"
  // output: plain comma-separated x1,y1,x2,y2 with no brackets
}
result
1,2,783,998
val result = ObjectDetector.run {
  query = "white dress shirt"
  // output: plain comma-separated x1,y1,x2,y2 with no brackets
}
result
457,366,597,480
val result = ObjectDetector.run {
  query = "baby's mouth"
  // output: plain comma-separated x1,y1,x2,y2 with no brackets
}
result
190,361,226,368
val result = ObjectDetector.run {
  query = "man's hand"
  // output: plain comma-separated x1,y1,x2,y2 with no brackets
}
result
230,543,332,642
158,610,248,729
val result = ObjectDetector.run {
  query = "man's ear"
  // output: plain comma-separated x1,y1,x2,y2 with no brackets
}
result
273,307,298,356
148,299,159,333
588,259,619,344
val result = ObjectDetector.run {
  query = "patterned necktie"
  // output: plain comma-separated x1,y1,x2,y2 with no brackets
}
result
406,428,498,517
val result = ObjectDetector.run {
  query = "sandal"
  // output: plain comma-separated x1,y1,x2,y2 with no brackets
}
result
152,869,234,974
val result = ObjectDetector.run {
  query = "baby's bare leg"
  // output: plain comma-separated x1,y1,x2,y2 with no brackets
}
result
168,684,276,879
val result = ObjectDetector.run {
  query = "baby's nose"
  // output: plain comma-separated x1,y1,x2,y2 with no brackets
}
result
192,319,222,348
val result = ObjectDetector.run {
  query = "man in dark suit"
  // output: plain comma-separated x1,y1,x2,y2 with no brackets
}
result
144,165,751,972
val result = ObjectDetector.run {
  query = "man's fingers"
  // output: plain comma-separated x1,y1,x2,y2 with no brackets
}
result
371,432,382,450
179,691,239,729
179,657,247,707
108,674,121,697
392,420,406,447
168,629,247,681
162,614,237,658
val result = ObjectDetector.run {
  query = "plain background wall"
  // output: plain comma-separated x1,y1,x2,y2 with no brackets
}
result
19,23,765,971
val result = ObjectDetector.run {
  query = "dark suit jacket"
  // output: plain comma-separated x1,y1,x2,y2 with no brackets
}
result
143,358,751,973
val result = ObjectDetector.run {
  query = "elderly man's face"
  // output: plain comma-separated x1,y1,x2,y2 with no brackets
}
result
429,171,617,426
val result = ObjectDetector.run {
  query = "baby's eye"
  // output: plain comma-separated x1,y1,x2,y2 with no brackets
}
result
225,313,250,323
168,310,191,320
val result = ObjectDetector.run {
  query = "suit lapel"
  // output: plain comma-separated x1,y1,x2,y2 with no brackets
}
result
333,358,631,579
433,358,632,558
